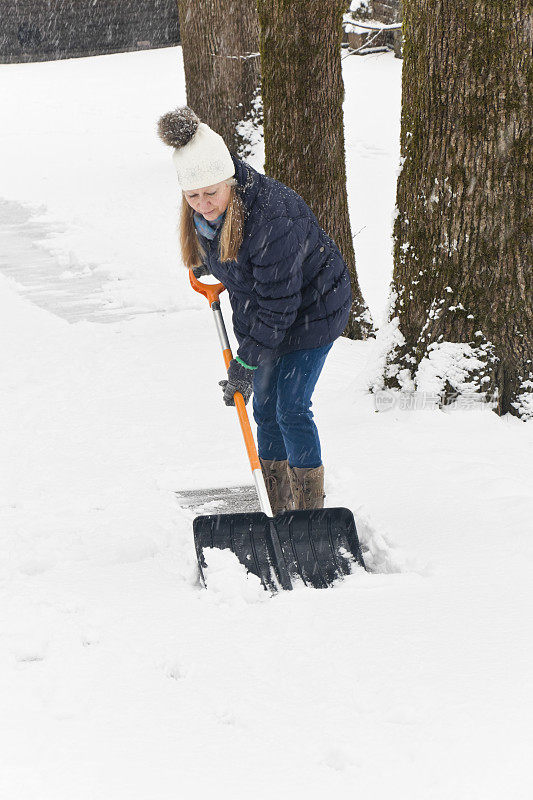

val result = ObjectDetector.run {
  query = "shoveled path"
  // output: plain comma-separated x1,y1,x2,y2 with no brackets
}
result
0,198,141,324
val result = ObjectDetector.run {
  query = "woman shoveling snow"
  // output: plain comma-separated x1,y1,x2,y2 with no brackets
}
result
158,106,351,515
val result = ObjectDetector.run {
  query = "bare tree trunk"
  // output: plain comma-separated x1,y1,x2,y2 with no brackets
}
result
257,0,374,339
382,0,532,418
177,0,261,157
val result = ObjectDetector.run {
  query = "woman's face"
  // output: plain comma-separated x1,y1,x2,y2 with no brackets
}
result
183,181,232,221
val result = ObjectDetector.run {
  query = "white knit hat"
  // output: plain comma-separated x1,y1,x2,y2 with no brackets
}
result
157,107,235,191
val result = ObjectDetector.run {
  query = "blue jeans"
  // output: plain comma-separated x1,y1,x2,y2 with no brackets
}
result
252,344,333,469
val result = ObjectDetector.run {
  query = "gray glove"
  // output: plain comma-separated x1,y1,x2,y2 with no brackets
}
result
219,358,256,406
192,264,211,279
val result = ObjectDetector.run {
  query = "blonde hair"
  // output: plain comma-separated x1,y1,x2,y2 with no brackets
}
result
180,183,245,269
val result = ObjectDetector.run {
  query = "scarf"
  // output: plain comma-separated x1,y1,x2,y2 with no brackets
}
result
193,212,225,240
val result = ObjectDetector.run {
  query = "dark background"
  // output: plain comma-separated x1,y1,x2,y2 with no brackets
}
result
1,0,180,63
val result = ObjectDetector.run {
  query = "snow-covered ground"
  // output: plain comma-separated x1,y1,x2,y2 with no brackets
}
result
1,47,532,800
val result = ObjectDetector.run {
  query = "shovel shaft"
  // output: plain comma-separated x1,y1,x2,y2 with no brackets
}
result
211,301,260,473
189,270,273,517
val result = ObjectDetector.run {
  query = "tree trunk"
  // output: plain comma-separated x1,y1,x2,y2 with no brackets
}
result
177,0,261,157
257,0,374,339
382,0,532,418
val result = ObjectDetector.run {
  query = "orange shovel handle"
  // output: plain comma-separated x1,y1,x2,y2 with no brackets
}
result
231,385,261,473
189,269,226,305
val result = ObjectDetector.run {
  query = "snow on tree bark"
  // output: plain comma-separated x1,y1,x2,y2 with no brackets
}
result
383,0,532,418
177,0,261,157
256,0,374,340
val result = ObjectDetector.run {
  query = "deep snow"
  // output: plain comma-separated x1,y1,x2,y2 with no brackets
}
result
1,47,532,800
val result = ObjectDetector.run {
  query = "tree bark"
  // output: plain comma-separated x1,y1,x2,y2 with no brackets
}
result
257,0,374,339
383,0,532,418
177,0,261,157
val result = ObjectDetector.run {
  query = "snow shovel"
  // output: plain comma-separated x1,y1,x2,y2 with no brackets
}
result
189,270,366,591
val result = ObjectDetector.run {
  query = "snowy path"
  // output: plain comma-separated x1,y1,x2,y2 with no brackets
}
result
1,48,532,800
0,198,160,324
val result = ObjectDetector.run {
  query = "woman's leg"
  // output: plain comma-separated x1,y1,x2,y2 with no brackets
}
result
252,357,287,461
275,344,333,468
253,358,294,513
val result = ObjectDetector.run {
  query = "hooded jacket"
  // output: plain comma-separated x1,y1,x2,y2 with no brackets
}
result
197,156,352,366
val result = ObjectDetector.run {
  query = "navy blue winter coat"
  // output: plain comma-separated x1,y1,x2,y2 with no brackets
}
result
198,156,352,366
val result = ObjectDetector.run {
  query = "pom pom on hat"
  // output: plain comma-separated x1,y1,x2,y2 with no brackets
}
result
157,106,235,191
157,106,200,148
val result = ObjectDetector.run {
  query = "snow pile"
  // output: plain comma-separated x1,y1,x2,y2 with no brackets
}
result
415,341,493,400
201,548,268,604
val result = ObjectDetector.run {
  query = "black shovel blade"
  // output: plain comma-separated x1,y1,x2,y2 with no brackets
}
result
193,507,365,591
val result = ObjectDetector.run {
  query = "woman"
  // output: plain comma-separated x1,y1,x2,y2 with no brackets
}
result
158,107,351,513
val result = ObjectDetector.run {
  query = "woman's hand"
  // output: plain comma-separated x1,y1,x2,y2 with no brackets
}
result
219,358,256,406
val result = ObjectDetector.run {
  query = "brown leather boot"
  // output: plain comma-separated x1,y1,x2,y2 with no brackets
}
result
259,458,294,515
287,464,325,510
